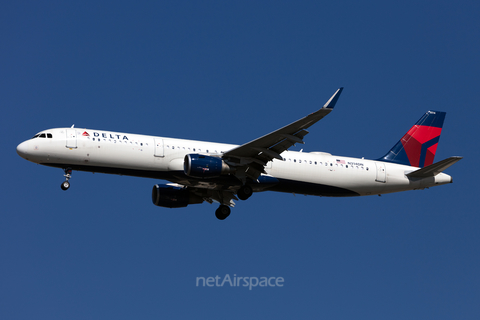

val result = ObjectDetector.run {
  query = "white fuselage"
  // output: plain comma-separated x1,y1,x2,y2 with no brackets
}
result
16,127,452,197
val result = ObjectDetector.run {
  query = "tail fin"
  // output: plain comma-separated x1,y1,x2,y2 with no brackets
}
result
379,111,446,168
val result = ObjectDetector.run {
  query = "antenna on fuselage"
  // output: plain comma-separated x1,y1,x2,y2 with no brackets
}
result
71,124,75,128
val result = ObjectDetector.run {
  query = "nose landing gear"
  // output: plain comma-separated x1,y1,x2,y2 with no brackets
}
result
61,168,72,190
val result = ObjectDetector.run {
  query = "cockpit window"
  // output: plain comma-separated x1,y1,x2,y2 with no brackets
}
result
32,133,52,139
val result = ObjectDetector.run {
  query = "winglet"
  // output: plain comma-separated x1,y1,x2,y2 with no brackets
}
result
406,156,463,178
323,87,344,109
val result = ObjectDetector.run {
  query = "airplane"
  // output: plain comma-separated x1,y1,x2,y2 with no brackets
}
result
16,88,462,220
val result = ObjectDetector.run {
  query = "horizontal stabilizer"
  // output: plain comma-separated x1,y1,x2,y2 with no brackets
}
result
406,156,463,178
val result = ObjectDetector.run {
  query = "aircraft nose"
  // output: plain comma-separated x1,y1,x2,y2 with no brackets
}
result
16,141,29,158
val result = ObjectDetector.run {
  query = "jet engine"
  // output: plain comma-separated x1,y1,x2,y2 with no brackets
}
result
152,184,203,208
184,154,231,179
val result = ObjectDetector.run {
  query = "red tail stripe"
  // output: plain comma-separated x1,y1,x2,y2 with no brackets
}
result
403,125,442,144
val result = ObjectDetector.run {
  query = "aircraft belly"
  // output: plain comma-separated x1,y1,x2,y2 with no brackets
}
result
268,160,365,196
270,178,360,197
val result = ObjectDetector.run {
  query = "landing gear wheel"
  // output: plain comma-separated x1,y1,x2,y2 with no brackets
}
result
61,180,70,190
215,205,231,220
61,168,72,191
237,185,253,200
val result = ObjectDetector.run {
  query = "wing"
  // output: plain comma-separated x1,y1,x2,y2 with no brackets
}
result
223,87,344,181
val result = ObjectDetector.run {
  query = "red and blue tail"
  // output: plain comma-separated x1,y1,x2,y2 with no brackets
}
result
379,111,446,168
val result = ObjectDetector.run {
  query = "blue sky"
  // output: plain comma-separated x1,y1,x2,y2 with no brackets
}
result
2,1,479,319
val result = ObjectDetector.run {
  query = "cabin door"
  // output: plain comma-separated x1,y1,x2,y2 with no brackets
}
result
375,162,386,183
66,129,77,148
154,138,164,157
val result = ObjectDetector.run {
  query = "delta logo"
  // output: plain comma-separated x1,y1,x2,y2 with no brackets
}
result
79,130,130,140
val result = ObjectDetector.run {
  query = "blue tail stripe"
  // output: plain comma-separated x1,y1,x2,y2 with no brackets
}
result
419,136,440,168
418,111,446,128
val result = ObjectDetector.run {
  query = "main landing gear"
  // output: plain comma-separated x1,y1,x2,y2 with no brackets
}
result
215,205,231,220
237,185,253,201
61,168,72,190
214,185,253,220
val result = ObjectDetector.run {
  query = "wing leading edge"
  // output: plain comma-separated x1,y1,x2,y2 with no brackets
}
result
223,87,344,181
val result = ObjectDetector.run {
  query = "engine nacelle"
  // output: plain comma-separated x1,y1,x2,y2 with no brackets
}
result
184,154,230,179
152,184,203,208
